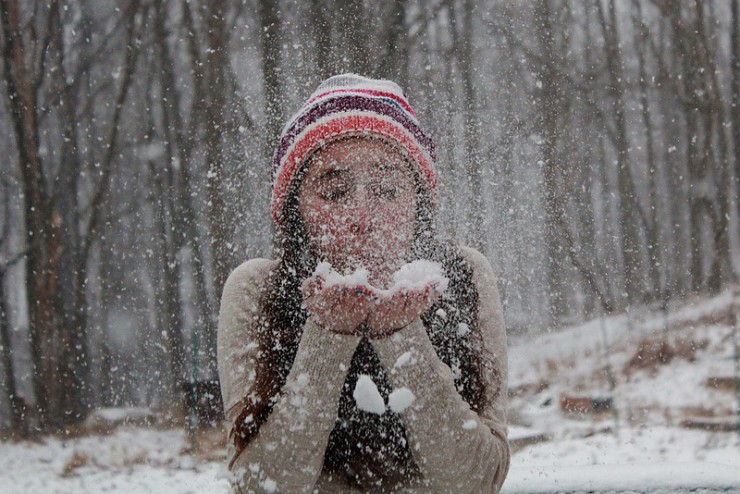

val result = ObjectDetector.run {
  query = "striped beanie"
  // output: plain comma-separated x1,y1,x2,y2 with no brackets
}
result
270,73,437,226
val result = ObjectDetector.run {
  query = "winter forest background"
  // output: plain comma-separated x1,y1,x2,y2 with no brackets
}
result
0,0,737,439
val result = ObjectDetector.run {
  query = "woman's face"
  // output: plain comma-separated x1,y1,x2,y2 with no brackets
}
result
297,138,418,287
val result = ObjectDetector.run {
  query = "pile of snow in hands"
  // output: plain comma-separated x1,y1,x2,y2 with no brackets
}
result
310,259,449,297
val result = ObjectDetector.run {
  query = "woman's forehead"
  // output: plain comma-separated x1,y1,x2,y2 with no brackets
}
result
307,138,410,173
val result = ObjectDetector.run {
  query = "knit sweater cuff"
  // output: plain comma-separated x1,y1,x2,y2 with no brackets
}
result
371,318,455,400
290,319,362,383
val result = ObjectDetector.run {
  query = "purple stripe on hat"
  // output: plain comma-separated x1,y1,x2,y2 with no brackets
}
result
273,95,435,176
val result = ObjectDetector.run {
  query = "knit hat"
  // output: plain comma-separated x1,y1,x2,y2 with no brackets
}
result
270,73,437,226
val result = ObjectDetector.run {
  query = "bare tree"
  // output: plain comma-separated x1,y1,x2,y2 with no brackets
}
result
0,178,26,436
258,0,285,152
1,0,60,430
448,0,485,253
733,0,740,223
651,0,733,292
631,0,664,299
597,0,646,307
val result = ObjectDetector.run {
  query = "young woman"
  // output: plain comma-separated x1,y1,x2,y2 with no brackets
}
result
218,74,510,493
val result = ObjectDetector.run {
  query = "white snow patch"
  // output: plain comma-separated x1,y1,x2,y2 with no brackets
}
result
92,407,152,423
312,262,370,288
394,351,414,368
504,287,740,492
503,462,740,494
353,375,386,415
457,322,470,336
388,388,415,413
389,260,448,294
310,260,448,298
260,477,277,493
296,373,309,387
462,419,478,430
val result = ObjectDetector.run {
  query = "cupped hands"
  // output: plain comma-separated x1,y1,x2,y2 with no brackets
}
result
300,262,446,338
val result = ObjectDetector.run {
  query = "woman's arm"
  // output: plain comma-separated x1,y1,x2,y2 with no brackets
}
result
371,247,510,493
218,259,361,493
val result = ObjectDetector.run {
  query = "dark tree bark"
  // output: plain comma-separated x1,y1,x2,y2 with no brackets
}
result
176,0,218,380
200,0,233,374
598,0,645,307
651,0,732,292
449,0,485,253
52,0,92,427
151,0,190,395
695,3,734,290
258,0,285,153
337,0,371,75
733,0,740,223
0,0,56,431
377,0,410,88
0,265,25,436
534,0,569,322
632,0,663,300
0,188,26,435
310,0,333,81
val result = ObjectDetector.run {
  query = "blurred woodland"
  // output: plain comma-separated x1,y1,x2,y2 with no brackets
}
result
0,0,737,436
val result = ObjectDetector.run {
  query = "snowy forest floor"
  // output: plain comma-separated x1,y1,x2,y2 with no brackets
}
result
1,288,740,493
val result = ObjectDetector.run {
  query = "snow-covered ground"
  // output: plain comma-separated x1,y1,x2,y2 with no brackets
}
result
0,426,231,493
505,287,740,492
1,288,739,493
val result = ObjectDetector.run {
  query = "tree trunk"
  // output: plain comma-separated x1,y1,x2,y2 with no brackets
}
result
378,1,409,88
0,0,55,431
336,0,371,75
632,0,663,300
695,2,734,291
733,0,740,223
598,0,645,307
534,0,568,323
149,157,186,395
53,1,93,427
449,0,484,253
0,265,26,436
258,0,285,153
153,0,189,401
310,0,333,81
202,0,232,375
653,0,730,292
164,0,215,384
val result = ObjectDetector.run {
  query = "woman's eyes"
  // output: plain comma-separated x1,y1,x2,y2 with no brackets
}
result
317,185,350,201
370,183,397,199
314,179,398,201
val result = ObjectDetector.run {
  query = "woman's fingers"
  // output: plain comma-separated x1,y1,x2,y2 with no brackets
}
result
304,284,375,335
366,283,441,338
303,278,441,337
300,275,324,299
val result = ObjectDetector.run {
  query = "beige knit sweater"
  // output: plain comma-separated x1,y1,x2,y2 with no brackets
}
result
217,246,509,493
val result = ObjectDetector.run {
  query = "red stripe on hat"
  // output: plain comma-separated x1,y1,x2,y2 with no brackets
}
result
305,88,416,117
272,114,436,224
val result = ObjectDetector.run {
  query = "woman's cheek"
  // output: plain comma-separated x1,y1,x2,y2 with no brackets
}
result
306,209,352,254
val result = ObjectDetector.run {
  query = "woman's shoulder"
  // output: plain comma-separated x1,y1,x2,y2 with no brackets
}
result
455,245,494,277
222,258,278,296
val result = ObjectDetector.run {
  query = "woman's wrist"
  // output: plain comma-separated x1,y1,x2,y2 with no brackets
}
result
371,318,432,366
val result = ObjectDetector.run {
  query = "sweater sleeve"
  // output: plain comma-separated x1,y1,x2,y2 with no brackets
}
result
370,246,510,493
217,259,362,494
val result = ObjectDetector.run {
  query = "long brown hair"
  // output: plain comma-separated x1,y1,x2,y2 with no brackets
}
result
230,150,493,489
